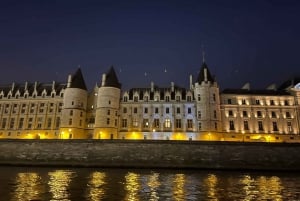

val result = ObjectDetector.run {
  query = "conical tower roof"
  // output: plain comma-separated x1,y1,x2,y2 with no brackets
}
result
196,62,214,83
70,68,87,90
104,66,121,89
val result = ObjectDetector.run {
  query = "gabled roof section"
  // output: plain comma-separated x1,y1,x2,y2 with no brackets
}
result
70,68,87,90
196,62,214,83
104,66,121,89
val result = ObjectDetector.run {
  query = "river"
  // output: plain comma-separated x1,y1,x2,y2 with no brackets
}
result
0,166,300,200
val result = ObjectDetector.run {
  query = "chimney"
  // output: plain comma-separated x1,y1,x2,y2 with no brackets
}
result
101,74,106,87
67,75,72,88
151,81,154,92
189,75,193,90
171,82,174,92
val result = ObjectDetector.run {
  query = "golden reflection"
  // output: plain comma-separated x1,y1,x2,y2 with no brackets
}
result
48,170,74,201
124,172,140,201
173,174,186,201
257,176,283,201
87,172,107,201
147,172,161,201
240,175,283,201
12,172,43,201
240,175,255,201
204,174,218,200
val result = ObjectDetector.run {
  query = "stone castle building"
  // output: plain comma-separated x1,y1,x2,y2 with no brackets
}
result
0,62,299,142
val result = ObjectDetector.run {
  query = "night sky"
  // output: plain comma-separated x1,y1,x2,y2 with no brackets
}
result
1,0,300,91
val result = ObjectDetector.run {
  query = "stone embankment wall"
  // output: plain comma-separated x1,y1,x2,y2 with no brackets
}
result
0,139,299,171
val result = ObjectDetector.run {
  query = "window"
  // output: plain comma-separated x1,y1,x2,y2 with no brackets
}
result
1,118,7,129
214,110,217,119
133,119,138,127
215,122,218,129
166,107,170,114
166,96,170,102
80,120,82,126
243,111,248,117
187,107,191,114
9,118,15,129
115,119,117,126
69,118,72,126
155,107,159,114
176,119,181,128
18,118,24,129
143,119,149,128
286,112,291,118
123,107,127,113
144,108,148,114
271,111,276,118
154,119,159,128
70,110,73,116
198,122,202,130
106,118,110,125
108,100,111,105
198,111,201,118
187,96,192,102
284,100,289,106
213,94,216,101
28,118,33,129
134,96,138,102
242,99,246,105
176,107,180,114
255,99,260,105
198,94,201,101
228,99,232,104
164,118,171,128
47,118,52,128
123,96,128,102
56,117,60,129
270,100,275,105
176,95,180,102
229,120,235,130
122,119,127,128
133,107,137,113
244,121,249,130
272,122,278,131
107,110,110,115
228,110,233,117
80,112,83,117
287,122,292,132
258,121,264,131
144,96,149,102
257,111,262,118
187,119,193,129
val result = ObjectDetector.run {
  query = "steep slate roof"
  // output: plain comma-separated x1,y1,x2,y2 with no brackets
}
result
0,82,66,97
104,66,121,89
70,68,87,90
222,89,291,96
196,62,215,83
278,77,300,90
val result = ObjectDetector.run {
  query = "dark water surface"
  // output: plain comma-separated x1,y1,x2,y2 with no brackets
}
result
0,166,300,201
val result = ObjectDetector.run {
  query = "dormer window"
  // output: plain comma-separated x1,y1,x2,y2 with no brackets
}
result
175,95,180,102
123,96,128,102
166,96,170,102
134,96,138,102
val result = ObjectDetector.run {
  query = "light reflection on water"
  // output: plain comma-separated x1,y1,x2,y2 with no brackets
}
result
1,167,300,201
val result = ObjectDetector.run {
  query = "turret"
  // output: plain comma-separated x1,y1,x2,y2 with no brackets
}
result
60,68,88,139
94,66,121,139
194,61,221,133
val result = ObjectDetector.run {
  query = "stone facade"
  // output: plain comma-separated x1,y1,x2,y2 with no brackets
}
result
0,62,300,142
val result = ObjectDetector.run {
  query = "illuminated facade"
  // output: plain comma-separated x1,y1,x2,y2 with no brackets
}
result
0,63,300,142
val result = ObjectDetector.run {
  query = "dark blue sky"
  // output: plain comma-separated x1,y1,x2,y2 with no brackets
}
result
1,0,299,90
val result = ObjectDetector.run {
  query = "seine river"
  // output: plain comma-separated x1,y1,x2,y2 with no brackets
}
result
1,166,300,201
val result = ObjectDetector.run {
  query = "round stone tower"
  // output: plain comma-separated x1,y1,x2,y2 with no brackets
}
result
193,61,221,133
60,68,88,139
94,66,121,139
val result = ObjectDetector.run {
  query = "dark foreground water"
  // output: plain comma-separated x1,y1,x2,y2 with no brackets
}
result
0,166,300,201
